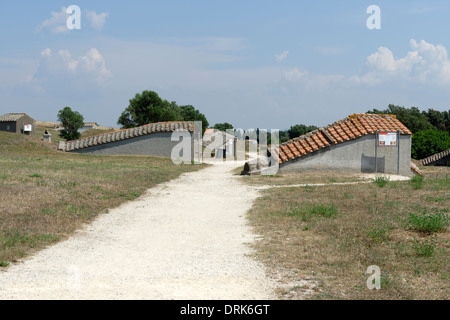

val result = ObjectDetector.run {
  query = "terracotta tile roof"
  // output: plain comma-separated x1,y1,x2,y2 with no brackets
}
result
420,149,450,166
278,114,412,164
0,113,31,122
60,121,194,152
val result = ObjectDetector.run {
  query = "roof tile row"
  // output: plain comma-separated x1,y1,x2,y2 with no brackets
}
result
60,121,194,152
278,114,412,164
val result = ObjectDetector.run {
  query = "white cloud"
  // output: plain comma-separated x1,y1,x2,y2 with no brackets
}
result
37,7,108,33
355,39,450,85
85,10,109,31
31,48,113,90
37,7,69,34
275,50,289,63
283,67,307,81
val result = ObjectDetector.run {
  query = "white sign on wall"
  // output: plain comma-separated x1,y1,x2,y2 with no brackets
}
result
24,124,33,132
378,132,397,146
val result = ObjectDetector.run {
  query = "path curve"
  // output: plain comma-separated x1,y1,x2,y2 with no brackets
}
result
0,163,276,300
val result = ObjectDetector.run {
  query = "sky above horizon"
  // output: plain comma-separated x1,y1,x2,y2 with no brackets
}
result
1,1,450,130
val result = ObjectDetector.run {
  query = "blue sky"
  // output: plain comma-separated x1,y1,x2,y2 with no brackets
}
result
1,1,450,130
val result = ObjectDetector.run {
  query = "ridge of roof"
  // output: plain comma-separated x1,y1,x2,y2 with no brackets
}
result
0,113,31,122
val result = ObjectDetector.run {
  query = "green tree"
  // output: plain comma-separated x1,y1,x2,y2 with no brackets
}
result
279,130,290,143
411,129,450,159
288,124,318,139
424,109,450,133
117,90,183,128
213,122,234,132
57,106,84,141
179,105,209,133
367,105,432,133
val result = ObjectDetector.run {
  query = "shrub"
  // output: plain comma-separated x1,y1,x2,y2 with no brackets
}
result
373,176,389,188
407,211,450,233
411,129,450,160
412,236,437,257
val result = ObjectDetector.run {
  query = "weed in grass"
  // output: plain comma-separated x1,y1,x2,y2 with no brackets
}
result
373,176,389,188
0,261,9,268
406,210,450,233
424,195,448,203
288,203,338,221
303,185,316,193
343,192,354,199
366,221,394,244
380,271,397,290
41,208,58,216
29,173,42,178
410,175,424,190
412,236,437,257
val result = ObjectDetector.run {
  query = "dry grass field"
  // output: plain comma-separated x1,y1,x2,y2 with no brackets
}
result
240,166,449,300
0,131,205,267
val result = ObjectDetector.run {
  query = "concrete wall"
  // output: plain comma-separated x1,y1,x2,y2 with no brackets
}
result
0,122,16,134
71,131,194,159
16,116,35,136
279,134,412,176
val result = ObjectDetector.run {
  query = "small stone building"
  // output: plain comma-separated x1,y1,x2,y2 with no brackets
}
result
243,113,415,176
0,113,35,136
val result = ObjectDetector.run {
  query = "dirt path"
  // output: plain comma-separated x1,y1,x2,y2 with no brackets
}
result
0,162,276,300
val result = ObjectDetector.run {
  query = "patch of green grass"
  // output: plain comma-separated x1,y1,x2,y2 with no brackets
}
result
412,236,437,257
289,203,338,221
366,221,394,244
0,232,59,250
0,261,9,268
406,210,450,233
343,192,354,199
29,173,42,178
303,185,316,193
410,175,424,190
373,176,389,188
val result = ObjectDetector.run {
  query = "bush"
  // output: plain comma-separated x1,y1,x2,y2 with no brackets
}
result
411,129,450,160
406,211,450,233
412,236,437,257
373,176,389,188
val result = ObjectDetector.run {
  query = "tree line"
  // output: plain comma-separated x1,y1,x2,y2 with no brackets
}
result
367,104,450,160
57,94,450,161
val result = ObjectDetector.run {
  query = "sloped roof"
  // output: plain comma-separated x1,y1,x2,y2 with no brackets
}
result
276,113,412,164
0,113,32,122
60,121,194,152
420,149,450,166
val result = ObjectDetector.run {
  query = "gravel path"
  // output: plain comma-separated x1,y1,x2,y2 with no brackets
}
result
0,162,276,300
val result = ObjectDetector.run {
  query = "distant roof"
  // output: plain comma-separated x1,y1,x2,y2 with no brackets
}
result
0,113,33,122
276,113,412,164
